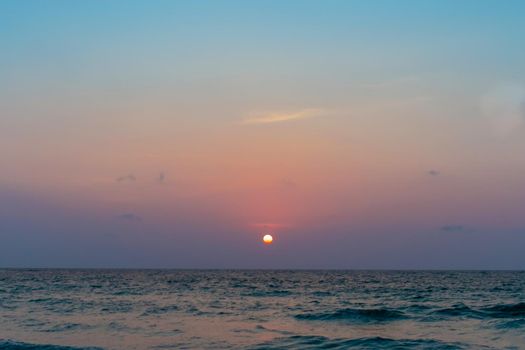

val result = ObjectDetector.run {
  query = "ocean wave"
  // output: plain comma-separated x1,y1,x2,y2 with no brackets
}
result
295,307,407,322
99,301,133,314
248,335,470,350
141,304,179,316
27,298,95,314
432,304,485,319
0,340,103,350
242,290,292,297
43,323,92,333
431,302,525,320
494,319,525,329
482,302,525,318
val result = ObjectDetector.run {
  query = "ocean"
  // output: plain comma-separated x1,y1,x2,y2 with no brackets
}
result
0,270,524,349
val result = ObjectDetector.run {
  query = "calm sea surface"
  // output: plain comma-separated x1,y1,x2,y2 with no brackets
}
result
0,270,524,349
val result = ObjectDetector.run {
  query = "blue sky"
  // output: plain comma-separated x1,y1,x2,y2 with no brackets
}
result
1,0,525,268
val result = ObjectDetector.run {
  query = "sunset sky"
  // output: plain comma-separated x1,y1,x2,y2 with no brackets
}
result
1,0,525,268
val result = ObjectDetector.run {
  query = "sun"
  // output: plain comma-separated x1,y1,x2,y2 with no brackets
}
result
263,234,273,244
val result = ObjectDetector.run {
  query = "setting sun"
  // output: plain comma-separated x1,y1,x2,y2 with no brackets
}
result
263,234,273,244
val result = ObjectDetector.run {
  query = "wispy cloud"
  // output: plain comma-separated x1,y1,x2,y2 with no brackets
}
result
116,213,142,222
116,174,136,183
157,172,165,184
251,222,290,230
481,83,525,136
280,178,296,189
440,225,464,232
242,108,324,125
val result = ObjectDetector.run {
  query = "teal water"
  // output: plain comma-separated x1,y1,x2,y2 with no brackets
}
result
0,270,524,349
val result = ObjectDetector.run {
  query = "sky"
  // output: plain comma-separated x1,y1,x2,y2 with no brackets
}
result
1,0,525,269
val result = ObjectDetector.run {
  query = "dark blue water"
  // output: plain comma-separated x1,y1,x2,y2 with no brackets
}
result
0,270,524,349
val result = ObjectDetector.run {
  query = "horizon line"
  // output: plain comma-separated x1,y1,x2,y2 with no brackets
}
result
1,267,523,272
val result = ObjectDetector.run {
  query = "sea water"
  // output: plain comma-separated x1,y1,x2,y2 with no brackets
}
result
0,270,524,349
